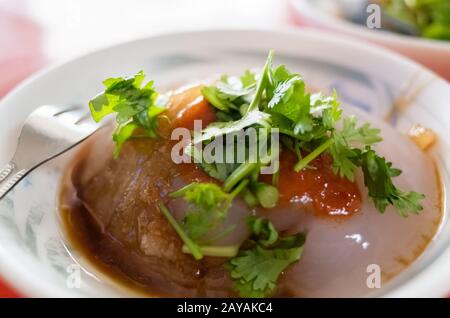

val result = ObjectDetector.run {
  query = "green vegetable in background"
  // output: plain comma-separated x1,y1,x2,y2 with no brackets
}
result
381,0,450,40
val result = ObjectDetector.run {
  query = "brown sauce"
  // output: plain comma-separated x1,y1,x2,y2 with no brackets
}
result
60,137,235,297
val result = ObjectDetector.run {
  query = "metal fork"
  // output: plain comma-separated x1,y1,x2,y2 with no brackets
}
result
0,105,100,200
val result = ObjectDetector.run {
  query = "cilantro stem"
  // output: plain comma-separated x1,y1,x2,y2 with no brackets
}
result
246,50,273,113
230,179,250,198
277,128,307,140
272,169,279,186
294,138,333,172
242,188,258,207
168,183,198,198
254,183,279,208
158,203,203,260
223,162,258,192
182,245,239,258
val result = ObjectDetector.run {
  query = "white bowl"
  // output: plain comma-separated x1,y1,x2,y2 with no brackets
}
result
289,0,450,81
0,29,449,297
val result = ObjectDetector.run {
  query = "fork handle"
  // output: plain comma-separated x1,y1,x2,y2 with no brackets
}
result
0,162,28,200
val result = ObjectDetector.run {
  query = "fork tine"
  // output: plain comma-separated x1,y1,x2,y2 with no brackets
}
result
58,108,91,125
74,112,94,125
1,103,101,200
53,105,85,117
31,105,71,117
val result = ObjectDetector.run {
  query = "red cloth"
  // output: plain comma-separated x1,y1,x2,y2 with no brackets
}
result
0,278,20,298
0,10,45,96
0,9,45,297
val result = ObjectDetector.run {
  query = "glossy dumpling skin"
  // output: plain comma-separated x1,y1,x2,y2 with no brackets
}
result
257,109,442,297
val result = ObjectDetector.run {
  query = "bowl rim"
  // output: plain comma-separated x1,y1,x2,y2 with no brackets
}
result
0,28,448,298
289,0,450,52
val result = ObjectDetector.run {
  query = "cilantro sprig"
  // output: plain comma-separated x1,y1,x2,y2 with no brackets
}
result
328,116,382,181
358,148,425,216
169,181,248,242
267,65,312,135
228,217,306,298
192,52,273,146
89,71,165,157
381,0,450,41
196,51,424,217
159,181,249,260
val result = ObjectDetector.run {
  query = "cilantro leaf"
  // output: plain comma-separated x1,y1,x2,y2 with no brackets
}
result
246,216,278,247
88,71,165,157
329,135,359,181
201,86,238,112
192,109,271,145
228,217,306,298
229,245,303,298
170,183,233,241
340,116,382,145
215,81,255,99
112,122,138,157
329,116,382,181
311,90,342,129
201,70,256,113
359,148,425,217
240,70,257,88
196,162,240,182
267,66,312,135
169,180,249,242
